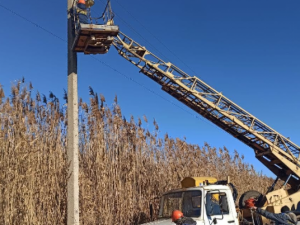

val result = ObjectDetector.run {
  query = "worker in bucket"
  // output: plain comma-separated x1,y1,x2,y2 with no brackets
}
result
245,199,298,225
171,210,196,225
77,0,89,24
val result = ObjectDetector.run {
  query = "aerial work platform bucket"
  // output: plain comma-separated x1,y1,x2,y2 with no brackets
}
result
72,23,119,54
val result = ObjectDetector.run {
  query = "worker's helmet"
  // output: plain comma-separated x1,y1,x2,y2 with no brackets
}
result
244,198,256,208
78,0,86,4
171,210,184,222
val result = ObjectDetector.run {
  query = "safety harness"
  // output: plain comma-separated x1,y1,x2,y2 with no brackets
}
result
76,8,87,15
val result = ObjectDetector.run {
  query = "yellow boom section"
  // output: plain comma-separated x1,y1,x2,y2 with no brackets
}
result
112,32,300,188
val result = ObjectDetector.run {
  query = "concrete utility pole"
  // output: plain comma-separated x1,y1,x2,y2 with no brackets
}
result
67,0,79,224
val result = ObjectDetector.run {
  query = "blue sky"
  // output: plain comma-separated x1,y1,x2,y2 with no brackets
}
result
1,0,299,178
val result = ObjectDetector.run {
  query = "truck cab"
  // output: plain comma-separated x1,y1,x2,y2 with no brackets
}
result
141,177,239,225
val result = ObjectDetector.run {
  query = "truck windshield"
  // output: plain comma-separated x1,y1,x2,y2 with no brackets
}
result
160,190,201,218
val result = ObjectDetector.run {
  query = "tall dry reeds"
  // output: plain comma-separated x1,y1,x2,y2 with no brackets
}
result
0,81,275,224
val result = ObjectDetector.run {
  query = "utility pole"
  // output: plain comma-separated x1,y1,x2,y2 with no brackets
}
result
67,0,79,224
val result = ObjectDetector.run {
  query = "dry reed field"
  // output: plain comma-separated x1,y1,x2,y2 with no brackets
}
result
0,81,275,224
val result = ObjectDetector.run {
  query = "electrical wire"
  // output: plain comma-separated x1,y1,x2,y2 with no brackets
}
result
96,0,173,63
112,0,206,81
0,4,66,43
89,55,207,121
0,2,213,127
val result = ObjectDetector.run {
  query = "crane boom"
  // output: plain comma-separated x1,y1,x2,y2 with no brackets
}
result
112,31,300,188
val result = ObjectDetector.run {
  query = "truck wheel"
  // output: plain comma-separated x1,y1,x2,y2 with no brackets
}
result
239,190,264,209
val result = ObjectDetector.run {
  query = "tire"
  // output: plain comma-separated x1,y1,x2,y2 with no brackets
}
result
239,190,265,209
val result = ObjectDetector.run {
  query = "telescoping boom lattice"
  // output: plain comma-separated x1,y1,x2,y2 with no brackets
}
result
112,31,300,188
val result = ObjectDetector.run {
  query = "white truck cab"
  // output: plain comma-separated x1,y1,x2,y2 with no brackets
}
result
141,177,239,225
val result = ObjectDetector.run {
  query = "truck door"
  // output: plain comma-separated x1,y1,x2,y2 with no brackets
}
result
204,191,238,225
